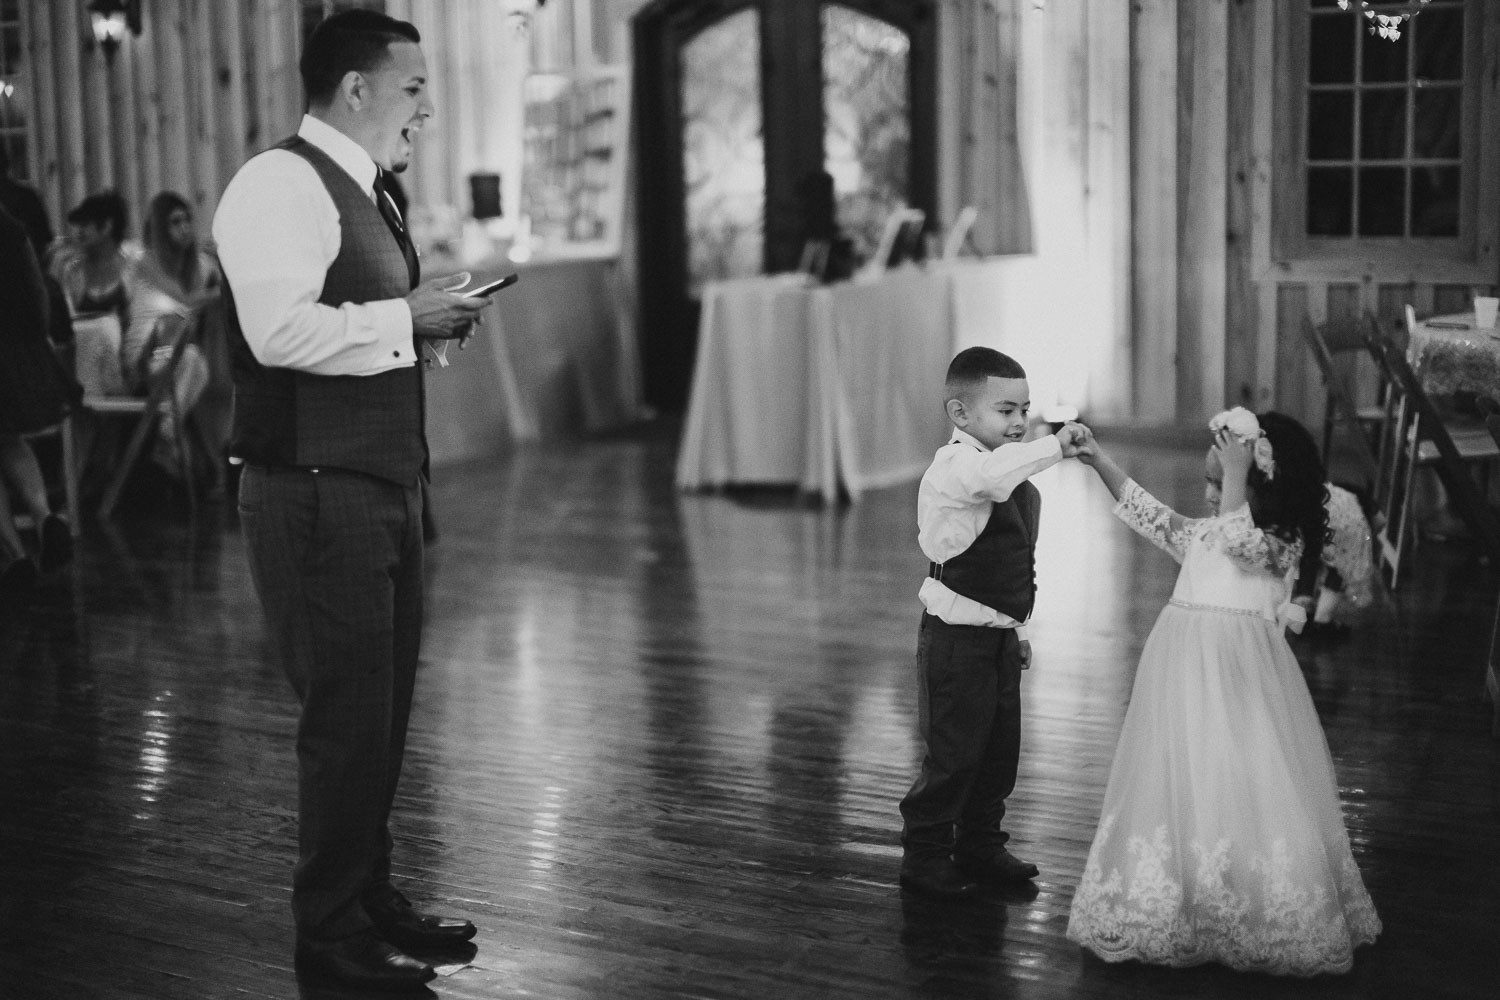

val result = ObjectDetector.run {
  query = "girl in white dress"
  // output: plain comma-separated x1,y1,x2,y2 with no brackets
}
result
1066,408,1380,976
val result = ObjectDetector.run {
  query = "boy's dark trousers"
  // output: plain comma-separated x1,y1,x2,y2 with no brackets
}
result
899,613,1025,864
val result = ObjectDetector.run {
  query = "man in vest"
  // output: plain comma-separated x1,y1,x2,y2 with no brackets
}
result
213,10,487,992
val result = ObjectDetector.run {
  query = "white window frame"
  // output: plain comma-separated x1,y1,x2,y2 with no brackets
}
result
1261,0,1499,283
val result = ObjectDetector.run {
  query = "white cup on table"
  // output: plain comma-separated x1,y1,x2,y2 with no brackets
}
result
1474,295,1499,330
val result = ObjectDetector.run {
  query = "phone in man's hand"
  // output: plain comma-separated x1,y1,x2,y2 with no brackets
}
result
461,273,520,298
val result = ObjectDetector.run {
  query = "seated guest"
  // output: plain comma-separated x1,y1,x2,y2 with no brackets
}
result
1292,481,1376,639
0,204,78,592
127,191,221,480
50,190,136,397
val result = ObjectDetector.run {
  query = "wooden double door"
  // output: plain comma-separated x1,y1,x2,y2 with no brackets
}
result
633,0,936,411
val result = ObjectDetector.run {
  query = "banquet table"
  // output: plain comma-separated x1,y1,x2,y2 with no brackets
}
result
1408,311,1500,399
676,261,1009,502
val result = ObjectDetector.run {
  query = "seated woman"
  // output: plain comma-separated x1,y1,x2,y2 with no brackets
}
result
49,190,136,397
126,192,220,481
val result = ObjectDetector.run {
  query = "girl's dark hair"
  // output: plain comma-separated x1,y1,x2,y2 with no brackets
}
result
66,190,128,243
1247,411,1329,572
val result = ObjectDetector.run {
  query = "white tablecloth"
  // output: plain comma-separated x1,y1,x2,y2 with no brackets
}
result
1409,311,1500,399
677,263,1003,501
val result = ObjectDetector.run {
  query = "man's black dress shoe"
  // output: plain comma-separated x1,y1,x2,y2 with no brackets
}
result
366,893,477,952
957,847,1039,884
899,858,981,898
294,931,435,992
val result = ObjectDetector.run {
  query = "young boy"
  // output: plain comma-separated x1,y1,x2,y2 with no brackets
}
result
899,347,1087,897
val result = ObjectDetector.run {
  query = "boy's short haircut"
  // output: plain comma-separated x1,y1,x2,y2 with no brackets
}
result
945,347,1026,400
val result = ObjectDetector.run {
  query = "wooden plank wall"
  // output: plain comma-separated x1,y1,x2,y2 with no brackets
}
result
1241,1,1500,431
21,0,299,239
1134,0,1500,430
1174,0,1228,424
1130,0,1177,423
17,0,528,246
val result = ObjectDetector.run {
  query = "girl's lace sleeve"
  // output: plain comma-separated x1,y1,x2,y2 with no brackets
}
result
1217,504,1304,579
1112,479,1197,563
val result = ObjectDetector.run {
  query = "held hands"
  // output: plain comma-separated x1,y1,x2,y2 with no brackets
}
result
1056,421,1099,462
406,271,488,344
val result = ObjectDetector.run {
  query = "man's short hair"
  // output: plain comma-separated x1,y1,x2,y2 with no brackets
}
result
945,347,1026,398
301,10,421,108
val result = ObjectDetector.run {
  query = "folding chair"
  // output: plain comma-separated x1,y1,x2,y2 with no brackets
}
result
1364,333,1500,588
77,314,199,520
1364,310,1425,513
1301,312,1383,482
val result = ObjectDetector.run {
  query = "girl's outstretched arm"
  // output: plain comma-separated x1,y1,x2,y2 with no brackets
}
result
1078,434,1131,501
1079,430,1197,563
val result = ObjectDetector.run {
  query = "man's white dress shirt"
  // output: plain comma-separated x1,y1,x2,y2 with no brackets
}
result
212,115,416,376
917,428,1062,634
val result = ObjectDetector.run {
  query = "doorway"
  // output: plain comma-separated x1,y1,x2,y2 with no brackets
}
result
633,0,936,412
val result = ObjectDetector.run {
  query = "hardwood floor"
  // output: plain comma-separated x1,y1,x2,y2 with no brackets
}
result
2,426,1498,1000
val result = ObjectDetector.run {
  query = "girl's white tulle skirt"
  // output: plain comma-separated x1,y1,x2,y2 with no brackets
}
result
1066,603,1381,976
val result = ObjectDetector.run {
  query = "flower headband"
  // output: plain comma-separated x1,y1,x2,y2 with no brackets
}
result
1208,407,1276,480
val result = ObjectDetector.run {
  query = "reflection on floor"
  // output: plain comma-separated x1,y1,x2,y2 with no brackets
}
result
1,426,1497,1000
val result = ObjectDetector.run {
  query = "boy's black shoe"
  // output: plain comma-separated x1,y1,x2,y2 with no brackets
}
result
957,847,1039,884
899,858,981,898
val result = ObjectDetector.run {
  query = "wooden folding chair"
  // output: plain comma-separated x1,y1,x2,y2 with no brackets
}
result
1363,310,1421,514
1301,312,1383,482
77,314,199,520
1365,333,1500,588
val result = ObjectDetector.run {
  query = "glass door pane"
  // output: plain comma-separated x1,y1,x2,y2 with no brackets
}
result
681,9,764,297
822,4,909,262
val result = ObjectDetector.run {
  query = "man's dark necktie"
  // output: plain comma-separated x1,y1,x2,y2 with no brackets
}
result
374,171,419,287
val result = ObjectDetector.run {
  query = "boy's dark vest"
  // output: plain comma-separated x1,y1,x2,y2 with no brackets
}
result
223,136,425,486
928,478,1041,622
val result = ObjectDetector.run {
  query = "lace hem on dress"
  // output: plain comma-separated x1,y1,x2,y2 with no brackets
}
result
1068,815,1382,977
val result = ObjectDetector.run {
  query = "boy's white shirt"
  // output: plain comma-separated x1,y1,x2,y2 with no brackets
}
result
917,428,1063,637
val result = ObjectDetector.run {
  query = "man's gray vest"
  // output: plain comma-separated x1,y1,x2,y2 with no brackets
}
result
224,136,425,486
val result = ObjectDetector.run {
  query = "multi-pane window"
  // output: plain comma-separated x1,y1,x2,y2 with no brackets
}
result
1303,0,1465,240
0,0,27,180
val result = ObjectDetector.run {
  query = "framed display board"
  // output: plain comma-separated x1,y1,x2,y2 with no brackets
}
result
520,67,630,254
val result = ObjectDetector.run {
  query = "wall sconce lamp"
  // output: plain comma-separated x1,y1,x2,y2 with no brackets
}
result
504,0,547,35
87,0,142,64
